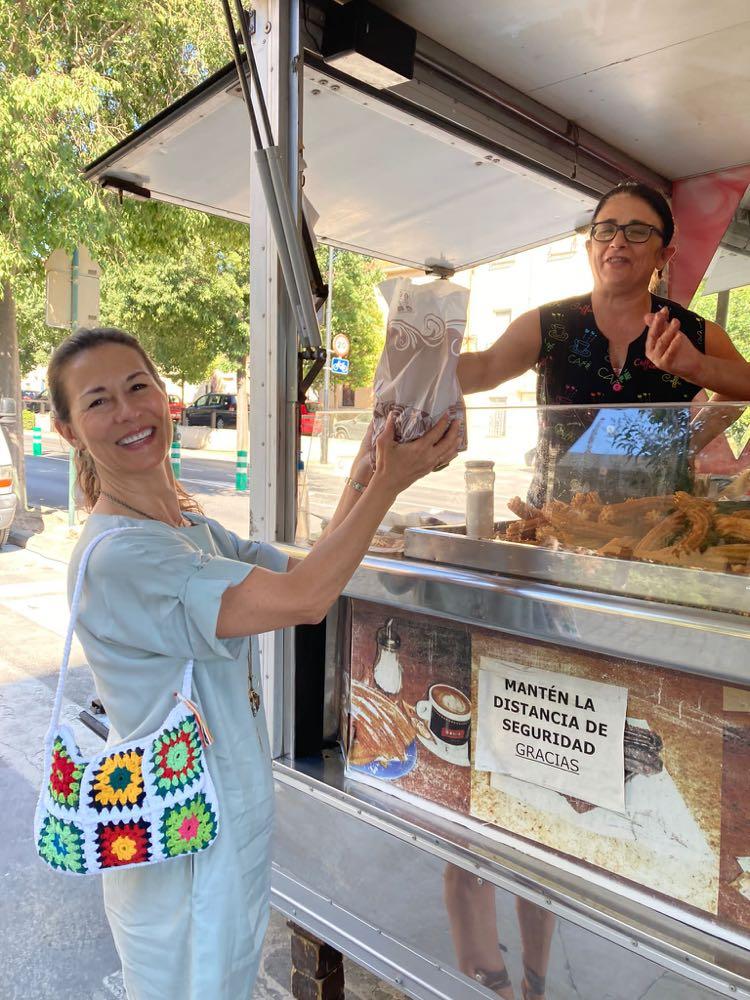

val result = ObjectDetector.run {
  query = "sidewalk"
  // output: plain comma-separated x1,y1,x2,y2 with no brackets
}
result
8,506,83,562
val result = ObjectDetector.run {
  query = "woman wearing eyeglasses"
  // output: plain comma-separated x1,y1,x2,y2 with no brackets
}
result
446,181,749,999
458,180,749,506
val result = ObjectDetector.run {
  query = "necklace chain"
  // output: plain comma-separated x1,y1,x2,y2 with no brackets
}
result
99,491,187,527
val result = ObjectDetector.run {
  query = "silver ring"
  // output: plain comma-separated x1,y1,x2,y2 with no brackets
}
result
434,461,448,471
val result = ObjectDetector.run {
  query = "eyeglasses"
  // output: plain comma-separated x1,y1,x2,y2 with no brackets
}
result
590,222,664,244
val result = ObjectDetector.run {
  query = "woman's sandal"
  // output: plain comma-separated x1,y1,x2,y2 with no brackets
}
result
474,942,514,997
474,966,513,997
521,964,546,1000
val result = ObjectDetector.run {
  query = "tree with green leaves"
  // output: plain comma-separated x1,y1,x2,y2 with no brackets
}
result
691,286,750,359
317,248,385,391
0,0,233,500
100,233,249,387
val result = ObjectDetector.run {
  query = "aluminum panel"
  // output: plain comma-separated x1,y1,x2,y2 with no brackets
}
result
377,0,750,178
301,71,595,270
402,523,750,618
272,765,746,997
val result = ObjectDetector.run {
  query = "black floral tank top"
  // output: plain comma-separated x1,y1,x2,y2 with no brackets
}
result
528,293,706,506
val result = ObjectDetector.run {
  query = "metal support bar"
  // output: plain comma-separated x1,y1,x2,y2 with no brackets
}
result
298,354,326,402
220,0,324,352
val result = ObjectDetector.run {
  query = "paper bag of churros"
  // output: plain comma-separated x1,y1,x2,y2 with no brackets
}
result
369,277,469,468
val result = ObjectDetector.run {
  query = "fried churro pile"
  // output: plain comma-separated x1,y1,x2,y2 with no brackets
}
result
499,492,750,573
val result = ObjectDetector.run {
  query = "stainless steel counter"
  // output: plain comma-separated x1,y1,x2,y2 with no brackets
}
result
277,544,750,685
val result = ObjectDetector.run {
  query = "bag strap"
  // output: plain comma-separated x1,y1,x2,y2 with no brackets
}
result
47,526,194,739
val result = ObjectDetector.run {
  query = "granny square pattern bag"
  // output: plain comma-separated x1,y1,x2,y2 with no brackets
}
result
34,527,220,875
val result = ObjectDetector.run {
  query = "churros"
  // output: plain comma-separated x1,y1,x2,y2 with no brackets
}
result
599,496,674,525
671,493,712,553
714,516,750,543
632,512,685,555
349,681,415,766
495,491,750,576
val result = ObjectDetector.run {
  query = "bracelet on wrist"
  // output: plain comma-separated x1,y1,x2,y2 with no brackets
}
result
345,475,367,494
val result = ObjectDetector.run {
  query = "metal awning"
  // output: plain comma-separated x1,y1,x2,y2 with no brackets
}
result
84,1,750,269
376,0,750,180
84,60,599,271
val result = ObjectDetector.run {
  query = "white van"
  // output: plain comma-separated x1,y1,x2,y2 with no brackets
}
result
0,402,19,548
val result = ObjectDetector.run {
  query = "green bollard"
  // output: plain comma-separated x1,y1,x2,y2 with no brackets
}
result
32,425,42,456
170,438,181,480
235,449,248,491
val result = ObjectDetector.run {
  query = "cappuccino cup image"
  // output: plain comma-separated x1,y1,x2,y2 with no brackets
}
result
427,684,471,747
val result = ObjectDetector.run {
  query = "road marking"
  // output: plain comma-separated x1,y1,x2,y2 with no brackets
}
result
28,455,232,490
5,594,71,637
179,477,235,488
0,580,65,599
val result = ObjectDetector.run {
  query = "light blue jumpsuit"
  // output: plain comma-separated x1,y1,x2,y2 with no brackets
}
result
68,512,287,1000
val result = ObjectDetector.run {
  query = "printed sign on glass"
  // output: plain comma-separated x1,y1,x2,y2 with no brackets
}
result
475,658,628,812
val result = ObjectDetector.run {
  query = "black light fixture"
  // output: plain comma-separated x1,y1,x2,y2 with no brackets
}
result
101,175,151,202
322,0,416,90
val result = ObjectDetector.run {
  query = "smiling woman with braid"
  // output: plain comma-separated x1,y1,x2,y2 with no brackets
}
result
46,327,459,1000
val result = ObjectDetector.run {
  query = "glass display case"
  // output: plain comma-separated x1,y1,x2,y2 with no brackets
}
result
299,401,750,614
292,400,750,982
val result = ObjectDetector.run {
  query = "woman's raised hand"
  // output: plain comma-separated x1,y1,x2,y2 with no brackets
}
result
373,412,461,494
645,307,703,382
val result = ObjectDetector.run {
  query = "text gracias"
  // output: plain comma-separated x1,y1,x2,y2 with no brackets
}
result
494,678,610,774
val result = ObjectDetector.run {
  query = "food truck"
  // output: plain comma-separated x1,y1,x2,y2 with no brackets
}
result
84,2,750,996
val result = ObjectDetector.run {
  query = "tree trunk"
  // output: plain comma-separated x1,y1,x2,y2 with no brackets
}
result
236,353,250,457
0,279,26,506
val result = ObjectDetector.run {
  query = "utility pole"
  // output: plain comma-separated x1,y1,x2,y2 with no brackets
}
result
321,246,334,464
715,289,731,329
45,245,99,527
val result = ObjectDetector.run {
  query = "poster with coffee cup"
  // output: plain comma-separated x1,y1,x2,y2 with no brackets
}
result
347,600,473,814
346,600,750,934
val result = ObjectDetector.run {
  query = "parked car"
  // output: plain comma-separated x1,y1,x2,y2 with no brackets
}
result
168,394,185,424
300,401,321,436
332,411,371,440
24,389,51,414
0,409,18,549
182,393,237,429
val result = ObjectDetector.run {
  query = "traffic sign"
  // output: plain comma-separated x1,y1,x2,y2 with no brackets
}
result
331,356,350,375
332,333,350,357
45,246,101,329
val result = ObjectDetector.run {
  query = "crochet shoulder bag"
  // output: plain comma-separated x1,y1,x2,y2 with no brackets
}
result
34,527,220,875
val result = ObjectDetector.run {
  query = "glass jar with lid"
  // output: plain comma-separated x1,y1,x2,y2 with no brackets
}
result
465,460,495,539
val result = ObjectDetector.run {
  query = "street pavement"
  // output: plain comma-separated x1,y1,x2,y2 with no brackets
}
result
24,432,253,539
23,430,535,543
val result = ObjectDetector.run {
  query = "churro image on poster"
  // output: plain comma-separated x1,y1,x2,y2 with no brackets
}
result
346,601,472,814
